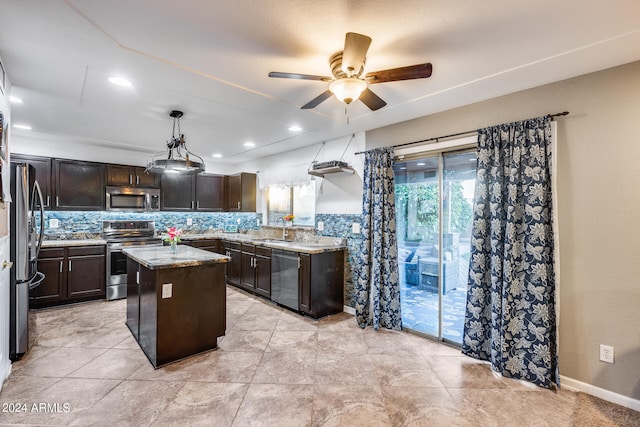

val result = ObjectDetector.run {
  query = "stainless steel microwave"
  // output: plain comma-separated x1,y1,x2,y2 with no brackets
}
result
105,186,160,211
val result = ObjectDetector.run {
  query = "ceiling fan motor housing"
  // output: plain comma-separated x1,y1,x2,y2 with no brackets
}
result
330,51,365,79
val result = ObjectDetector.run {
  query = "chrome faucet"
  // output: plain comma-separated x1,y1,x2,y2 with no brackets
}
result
274,216,288,240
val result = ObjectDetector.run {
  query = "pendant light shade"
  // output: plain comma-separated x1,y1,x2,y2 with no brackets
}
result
146,110,205,175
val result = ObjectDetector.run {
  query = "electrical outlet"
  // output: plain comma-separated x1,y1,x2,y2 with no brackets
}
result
317,221,324,231
599,344,614,363
162,283,173,299
352,223,361,234
49,218,59,228
186,218,193,226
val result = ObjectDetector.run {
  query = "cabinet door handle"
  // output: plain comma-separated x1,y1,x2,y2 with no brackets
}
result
46,196,50,208
56,196,59,207
136,175,140,185
129,174,133,185
297,257,301,269
59,261,63,273
68,260,72,272
237,201,241,210
191,201,195,210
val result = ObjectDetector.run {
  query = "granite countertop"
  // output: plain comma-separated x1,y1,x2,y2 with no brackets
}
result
42,239,107,248
180,233,347,254
40,233,347,254
122,245,230,270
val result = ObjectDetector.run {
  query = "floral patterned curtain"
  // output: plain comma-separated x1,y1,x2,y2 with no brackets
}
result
462,116,559,388
355,147,402,330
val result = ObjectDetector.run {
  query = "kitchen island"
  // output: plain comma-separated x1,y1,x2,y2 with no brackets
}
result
122,245,230,368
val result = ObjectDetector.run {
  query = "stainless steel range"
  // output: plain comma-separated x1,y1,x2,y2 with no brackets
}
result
103,220,163,300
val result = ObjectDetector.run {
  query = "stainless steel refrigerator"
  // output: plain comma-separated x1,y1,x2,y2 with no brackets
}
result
9,162,45,361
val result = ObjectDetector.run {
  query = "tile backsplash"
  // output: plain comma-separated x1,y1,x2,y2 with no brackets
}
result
40,211,262,239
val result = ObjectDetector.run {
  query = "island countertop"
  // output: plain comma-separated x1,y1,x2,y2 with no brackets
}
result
122,245,230,270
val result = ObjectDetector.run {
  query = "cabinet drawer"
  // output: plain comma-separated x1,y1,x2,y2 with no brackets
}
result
241,243,255,253
190,240,218,248
255,246,271,257
39,247,65,258
68,246,105,256
225,241,241,250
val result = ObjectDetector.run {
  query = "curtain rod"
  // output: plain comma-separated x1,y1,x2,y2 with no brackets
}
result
355,111,569,154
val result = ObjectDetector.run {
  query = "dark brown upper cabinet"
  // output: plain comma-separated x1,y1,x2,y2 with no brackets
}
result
161,173,226,212
227,172,256,212
10,153,53,209
160,173,195,211
53,159,105,210
107,164,159,188
195,174,226,211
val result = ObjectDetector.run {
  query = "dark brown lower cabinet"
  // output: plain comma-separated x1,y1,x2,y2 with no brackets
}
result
223,241,242,286
254,246,271,298
240,244,256,292
32,245,106,308
238,244,271,297
185,239,221,254
298,251,344,318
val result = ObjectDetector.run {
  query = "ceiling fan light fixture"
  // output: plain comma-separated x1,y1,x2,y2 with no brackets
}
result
146,110,205,175
329,78,367,104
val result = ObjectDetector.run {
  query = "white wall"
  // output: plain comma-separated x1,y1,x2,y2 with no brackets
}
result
241,133,365,216
0,68,11,389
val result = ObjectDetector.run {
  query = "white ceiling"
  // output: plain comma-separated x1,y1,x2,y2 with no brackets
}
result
1,0,639,166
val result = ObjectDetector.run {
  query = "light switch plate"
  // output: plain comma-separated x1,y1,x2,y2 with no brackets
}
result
352,223,361,234
186,218,193,226
162,283,173,299
317,221,324,231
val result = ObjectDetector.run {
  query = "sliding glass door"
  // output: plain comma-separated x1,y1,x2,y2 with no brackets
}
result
394,149,476,345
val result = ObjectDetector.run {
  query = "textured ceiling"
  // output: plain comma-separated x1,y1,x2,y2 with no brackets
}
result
1,0,639,167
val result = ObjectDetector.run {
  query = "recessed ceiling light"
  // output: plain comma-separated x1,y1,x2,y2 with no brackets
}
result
288,125,302,132
243,142,255,147
108,76,133,87
13,124,32,130
212,153,223,158
9,96,23,104
399,167,407,170
416,162,426,166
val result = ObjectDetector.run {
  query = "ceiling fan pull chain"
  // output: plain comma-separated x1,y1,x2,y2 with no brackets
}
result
345,106,350,124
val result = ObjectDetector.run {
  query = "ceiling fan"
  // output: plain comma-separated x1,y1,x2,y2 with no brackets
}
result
269,32,432,111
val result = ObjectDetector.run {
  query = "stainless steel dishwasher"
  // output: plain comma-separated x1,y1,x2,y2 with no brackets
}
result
271,249,299,311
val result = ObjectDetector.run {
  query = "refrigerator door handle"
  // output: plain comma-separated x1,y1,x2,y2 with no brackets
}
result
28,271,45,290
32,180,45,259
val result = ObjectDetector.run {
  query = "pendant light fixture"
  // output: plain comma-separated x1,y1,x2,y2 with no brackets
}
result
146,110,205,175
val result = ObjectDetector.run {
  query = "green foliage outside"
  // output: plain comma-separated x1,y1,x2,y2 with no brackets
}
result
395,181,473,243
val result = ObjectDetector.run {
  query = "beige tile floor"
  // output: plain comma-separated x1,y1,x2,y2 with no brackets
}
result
0,286,637,426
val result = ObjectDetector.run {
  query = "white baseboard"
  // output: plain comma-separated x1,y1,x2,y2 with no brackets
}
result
343,306,355,315
560,375,640,412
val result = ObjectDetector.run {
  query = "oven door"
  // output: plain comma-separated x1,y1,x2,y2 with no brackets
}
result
106,239,162,300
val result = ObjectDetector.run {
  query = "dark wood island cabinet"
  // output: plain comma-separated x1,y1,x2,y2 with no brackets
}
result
123,245,230,368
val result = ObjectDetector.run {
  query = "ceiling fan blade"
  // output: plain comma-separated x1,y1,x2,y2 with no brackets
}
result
301,90,333,109
268,71,332,81
365,63,433,84
342,32,371,77
359,88,387,111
